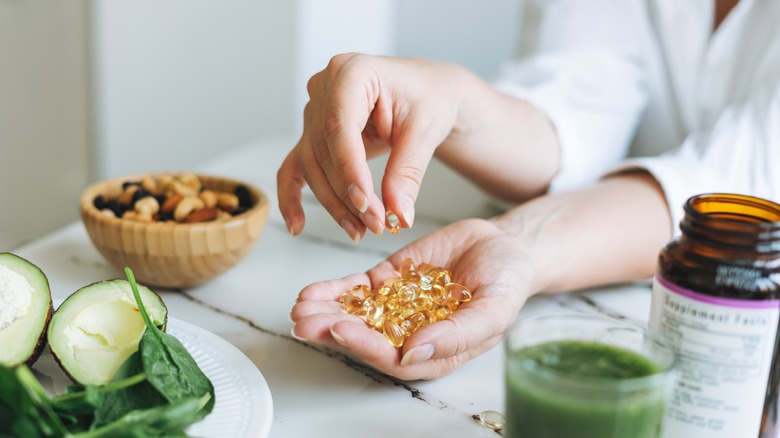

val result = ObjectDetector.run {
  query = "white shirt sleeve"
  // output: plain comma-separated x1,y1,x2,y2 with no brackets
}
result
493,0,650,194
610,80,780,236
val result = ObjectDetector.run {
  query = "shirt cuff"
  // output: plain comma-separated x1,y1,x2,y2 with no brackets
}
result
606,146,725,238
493,81,583,194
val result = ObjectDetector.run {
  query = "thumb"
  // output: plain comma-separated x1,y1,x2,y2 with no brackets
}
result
399,304,510,367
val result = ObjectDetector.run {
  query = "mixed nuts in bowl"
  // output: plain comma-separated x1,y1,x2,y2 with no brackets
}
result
80,172,269,288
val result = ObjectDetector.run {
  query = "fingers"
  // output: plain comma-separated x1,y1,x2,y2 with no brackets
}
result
318,60,386,235
402,302,509,364
288,56,387,238
380,125,438,228
296,273,371,302
328,319,402,367
276,148,307,236
292,312,364,346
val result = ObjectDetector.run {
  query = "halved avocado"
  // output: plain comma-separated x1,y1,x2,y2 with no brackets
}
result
0,253,52,367
47,279,167,386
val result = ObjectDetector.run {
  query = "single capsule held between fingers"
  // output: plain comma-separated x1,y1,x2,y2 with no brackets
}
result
386,210,400,234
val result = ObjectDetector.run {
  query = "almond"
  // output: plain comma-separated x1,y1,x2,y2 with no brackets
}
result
184,207,219,223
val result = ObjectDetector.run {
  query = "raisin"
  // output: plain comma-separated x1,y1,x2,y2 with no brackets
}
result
235,185,252,208
93,195,108,210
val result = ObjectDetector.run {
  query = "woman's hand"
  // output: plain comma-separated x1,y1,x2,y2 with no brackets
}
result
289,218,534,380
277,53,466,242
288,173,673,380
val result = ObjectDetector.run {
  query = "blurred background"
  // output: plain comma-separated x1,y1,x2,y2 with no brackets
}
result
0,0,521,249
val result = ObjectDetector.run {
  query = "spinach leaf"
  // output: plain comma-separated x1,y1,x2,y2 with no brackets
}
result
1,364,68,438
73,394,210,438
2,269,215,437
125,268,215,419
1,364,46,438
92,351,166,427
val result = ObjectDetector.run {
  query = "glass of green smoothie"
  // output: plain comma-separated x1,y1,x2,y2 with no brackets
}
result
504,313,675,438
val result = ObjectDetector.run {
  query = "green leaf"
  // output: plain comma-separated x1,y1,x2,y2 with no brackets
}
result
0,364,45,438
50,371,150,432
74,395,210,438
92,351,166,427
125,268,215,418
0,365,68,438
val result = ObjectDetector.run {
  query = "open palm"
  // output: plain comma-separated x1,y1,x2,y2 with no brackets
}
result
290,218,533,380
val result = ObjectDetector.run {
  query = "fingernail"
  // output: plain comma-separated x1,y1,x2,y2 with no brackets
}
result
286,220,295,237
330,325,348,347
401,344,434,366
347,183,369,213
290,326,307,342
400,196,415,227
361,211,384,236
340,219,361,244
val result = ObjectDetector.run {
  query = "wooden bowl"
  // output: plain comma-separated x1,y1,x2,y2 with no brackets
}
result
80,173,269,288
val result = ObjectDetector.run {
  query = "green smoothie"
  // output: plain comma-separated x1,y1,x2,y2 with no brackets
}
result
505,340,666,438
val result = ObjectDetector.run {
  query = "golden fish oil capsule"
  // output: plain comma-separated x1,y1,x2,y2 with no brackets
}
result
446,283,472,302
340,292,363,314
383,319,405,348
339,258,472,347
400,258,418,279
386,210,400,234
351,284,371,299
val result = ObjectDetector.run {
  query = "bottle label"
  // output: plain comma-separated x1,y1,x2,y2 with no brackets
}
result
650,274,780,438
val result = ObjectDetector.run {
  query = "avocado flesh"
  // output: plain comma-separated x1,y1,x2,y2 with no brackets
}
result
0,253,52,367
48,279,167,386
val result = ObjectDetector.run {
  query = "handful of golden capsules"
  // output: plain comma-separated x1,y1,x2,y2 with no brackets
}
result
339,259,472,348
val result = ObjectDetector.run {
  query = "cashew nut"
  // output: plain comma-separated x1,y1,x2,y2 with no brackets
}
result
216,193,239,212
174,197,205,222
199,190,218,209
134,196,160,216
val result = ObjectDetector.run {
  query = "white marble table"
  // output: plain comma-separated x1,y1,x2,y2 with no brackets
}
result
12,137,655,437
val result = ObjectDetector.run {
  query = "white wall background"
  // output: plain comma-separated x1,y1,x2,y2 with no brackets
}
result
0,1,92,250
396,0,520,79
0,0,522,249
90,0,297,179
93,0,521,179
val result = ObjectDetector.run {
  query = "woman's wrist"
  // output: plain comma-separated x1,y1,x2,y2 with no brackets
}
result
489,205,558,295
435,74,561,204
490,172,672,295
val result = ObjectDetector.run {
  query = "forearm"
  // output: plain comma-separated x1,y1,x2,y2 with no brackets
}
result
434,66,560,203
492,172,673,294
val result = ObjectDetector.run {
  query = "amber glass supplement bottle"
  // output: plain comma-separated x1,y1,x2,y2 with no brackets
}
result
651,193,780,438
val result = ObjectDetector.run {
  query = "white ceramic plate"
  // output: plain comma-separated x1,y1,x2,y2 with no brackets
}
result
34,316,273,438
